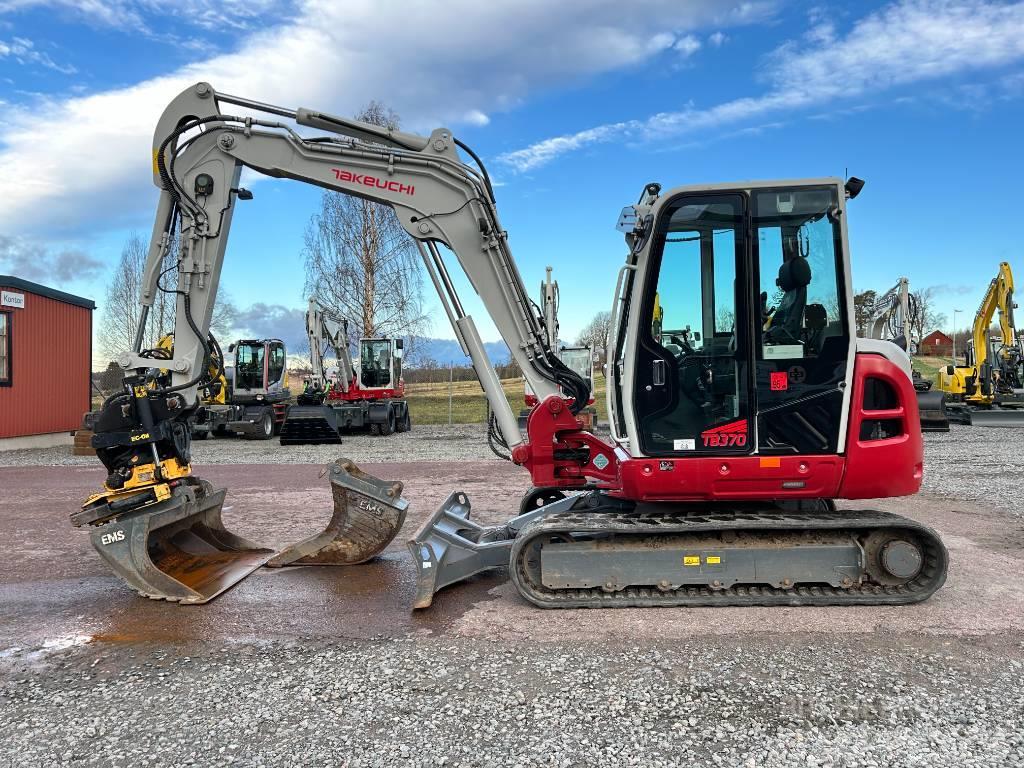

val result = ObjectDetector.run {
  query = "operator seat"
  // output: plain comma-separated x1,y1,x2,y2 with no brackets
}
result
765,256,811,345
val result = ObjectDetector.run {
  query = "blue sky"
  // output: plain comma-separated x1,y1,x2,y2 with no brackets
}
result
1,0,1023,357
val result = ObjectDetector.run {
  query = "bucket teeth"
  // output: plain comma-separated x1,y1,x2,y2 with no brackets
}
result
82,479,274,604
268,459,408,567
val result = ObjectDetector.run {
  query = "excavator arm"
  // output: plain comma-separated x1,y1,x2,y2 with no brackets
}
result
305,299,353,395
129,82,587,451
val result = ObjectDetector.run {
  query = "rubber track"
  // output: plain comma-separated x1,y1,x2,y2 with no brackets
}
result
509,508,948,608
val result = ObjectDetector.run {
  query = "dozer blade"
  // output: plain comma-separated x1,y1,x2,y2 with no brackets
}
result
279,405,342,445
268,459,408,567
966,407,1024,427
916,390,950,433
407,492,576,609
80,479,274,604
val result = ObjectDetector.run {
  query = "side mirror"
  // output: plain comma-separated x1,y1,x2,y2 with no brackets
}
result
945,365,954,376
395,339,404,350
845,177,865,199
228,343,236,353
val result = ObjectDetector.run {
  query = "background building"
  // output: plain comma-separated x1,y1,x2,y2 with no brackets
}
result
0,276,95,449
918,330,953,357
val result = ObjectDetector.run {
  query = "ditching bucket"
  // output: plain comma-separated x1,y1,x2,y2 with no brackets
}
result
268,459,408,566
279,405,342,445
74,479,274,604
916,391,950,433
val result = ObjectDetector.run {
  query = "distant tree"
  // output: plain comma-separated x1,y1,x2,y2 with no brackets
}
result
302,101,427,344
910,287,947,343
576,311,613,364
97,233,147,362
853,289,878,336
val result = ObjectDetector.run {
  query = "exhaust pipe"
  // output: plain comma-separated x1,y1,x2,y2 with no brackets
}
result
268,459,408,566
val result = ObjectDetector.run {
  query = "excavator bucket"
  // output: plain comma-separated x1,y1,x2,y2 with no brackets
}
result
278,405,342,445
71,479,274,604
268,459,408,566
916,391,950,433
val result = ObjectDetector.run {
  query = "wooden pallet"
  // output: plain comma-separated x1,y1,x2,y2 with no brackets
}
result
73,429,96,456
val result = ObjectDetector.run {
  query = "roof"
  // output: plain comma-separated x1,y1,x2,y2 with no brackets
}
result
0,275,96,310
921,330,952,342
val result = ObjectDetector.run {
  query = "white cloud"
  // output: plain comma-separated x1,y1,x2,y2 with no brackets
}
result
0,0,772,237
0,35,75,73
500,0,1024,171
463,109,490,127
673,34,702,57
0,0,286,32
0,234,103,282
708,31,727,46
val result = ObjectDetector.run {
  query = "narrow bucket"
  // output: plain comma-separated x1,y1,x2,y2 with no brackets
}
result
916,391,950,433
268,459,408,566
82,479,274,604
279,405,342,445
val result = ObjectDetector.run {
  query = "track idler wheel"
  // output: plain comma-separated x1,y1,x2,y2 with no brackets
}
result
268,459,408,567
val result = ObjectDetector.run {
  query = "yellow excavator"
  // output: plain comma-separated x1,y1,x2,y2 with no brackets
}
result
938,262,1024,426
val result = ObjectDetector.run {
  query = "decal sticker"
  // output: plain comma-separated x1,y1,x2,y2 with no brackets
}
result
683,555,700,566
706,555,722,565
673,439,696,451
701,420,748,448
770,371,789,391
331,168,415,196
101,530,125,545
658,461,674,471
592,453,610,470
788,365,807,384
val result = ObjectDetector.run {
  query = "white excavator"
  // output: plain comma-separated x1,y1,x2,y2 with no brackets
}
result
861,278,948,432
521,266,597,432
279,298,411,443
75,82,947,608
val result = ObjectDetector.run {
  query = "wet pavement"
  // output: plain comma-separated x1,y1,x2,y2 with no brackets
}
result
2,458,1024,648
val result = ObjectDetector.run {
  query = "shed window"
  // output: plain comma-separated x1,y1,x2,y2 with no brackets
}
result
0,312,9,385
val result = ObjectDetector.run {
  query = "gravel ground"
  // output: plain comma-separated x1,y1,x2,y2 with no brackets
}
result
5,421,1021,518
3,424,1024,766
0,424,503,467
922,425,1024,517
2,635,1022,768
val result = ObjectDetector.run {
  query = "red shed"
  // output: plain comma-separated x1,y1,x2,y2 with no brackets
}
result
919,330,953,357
0,276,95,445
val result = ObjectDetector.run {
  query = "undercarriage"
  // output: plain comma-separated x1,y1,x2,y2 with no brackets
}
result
409,492,947,609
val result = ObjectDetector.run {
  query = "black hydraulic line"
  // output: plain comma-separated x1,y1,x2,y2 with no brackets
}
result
453,137,496,203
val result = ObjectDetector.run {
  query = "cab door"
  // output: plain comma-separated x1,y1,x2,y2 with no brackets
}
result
632,193,754,456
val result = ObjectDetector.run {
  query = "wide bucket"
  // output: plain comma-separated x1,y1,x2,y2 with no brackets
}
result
279,405,342,445
967,407,1024,427
81,479,274,604
268,459,408,566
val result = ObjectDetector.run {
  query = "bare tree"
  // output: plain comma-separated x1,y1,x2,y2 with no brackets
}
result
97,233,147,362
302,101,427,345
576,311,613,365
910,287,947,343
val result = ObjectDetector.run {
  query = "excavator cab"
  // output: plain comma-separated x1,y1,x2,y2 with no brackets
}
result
232,339,288,399
358,338,404,394
625,185,851,457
